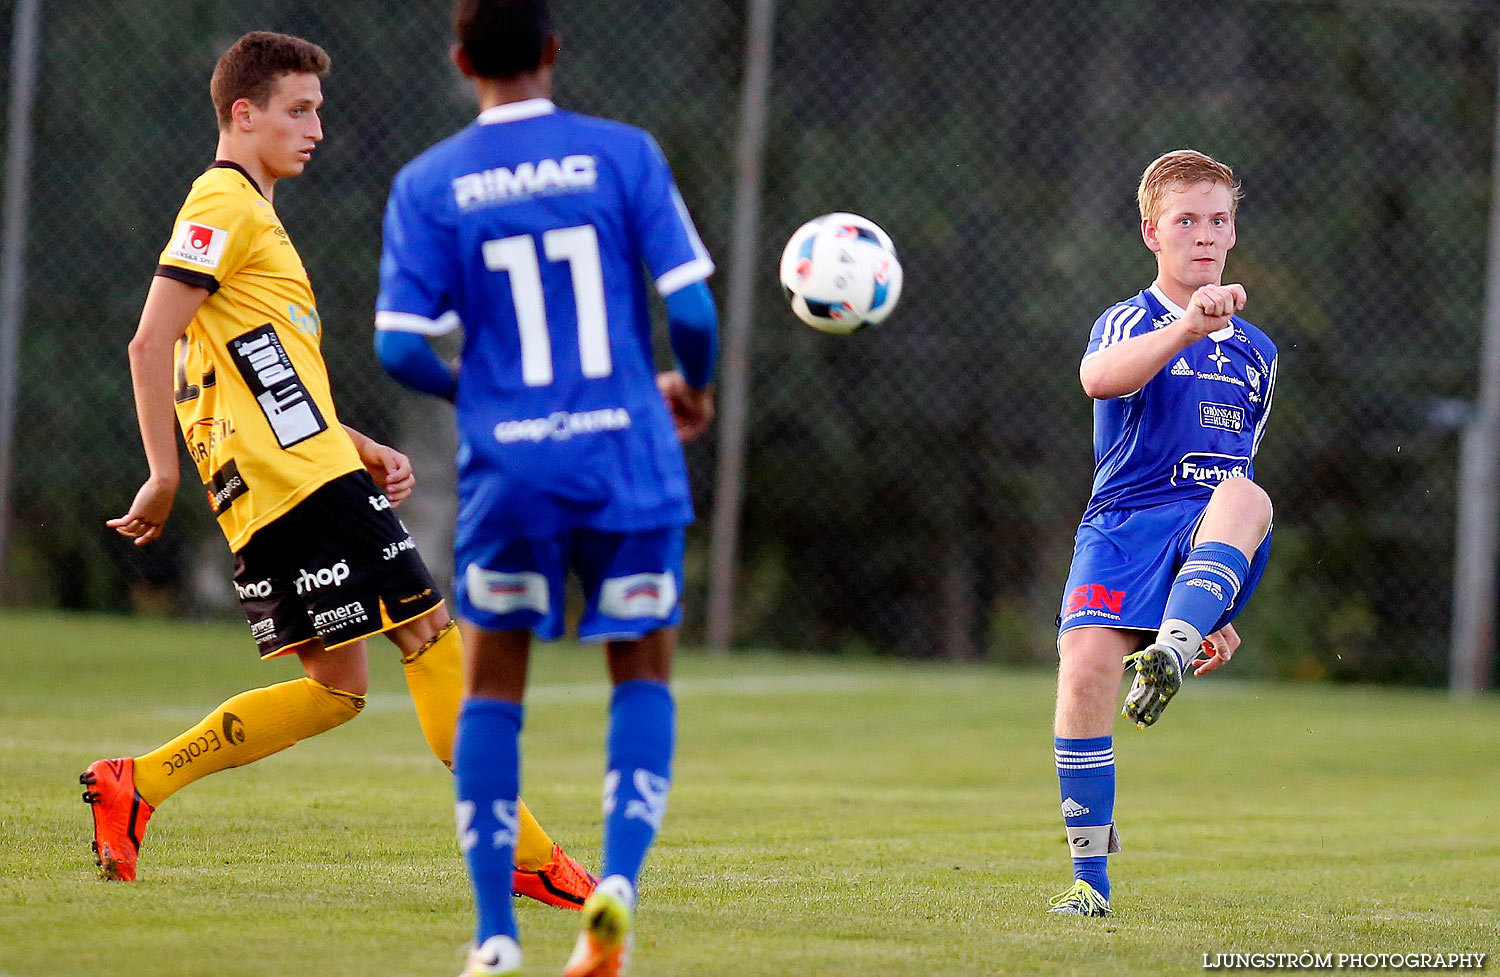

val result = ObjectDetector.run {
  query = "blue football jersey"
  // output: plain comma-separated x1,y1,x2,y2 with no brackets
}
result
376,99,714,535
1081,284,1278,521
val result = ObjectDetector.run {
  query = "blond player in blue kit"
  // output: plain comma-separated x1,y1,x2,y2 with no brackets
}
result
1047,151,1277,917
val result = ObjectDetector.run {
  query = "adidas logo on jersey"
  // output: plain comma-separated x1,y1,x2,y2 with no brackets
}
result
1061,797,1090,817
1171,358,1193,377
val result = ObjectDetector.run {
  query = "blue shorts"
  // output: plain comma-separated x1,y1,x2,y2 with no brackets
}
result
1057,500,1272,638
455,526,684,641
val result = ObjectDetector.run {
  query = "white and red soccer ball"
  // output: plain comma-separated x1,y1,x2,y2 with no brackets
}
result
778,212,903,334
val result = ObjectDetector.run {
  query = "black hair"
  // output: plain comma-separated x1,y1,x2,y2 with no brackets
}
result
454,0,553,79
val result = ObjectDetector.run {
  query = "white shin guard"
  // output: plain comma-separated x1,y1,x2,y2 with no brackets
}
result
1066,822,1121,857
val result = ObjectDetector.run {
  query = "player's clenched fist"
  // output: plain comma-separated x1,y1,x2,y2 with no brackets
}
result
1183,283,1246,336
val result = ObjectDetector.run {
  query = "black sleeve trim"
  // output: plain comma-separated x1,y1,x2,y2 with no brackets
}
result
154,264,220,295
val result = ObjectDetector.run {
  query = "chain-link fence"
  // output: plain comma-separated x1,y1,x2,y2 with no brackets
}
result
2,0,1496,685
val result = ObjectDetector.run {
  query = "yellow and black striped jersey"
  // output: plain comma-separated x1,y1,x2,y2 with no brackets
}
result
156,162,361,552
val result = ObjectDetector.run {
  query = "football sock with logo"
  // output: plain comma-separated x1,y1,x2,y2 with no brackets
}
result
1054,735,1115,899
1157,541,1251,669
601,680,675,888
455,697,524,943
132,677,363,808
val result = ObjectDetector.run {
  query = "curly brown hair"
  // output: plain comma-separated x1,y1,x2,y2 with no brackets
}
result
210,31,330,129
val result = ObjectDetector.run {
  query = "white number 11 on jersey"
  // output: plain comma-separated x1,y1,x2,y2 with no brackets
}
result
483,225,611,387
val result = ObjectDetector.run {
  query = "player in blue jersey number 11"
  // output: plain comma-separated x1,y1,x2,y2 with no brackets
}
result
372,1,719,974
1048,150,1278,917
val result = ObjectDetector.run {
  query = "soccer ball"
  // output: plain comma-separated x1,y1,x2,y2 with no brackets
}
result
778,213,903,334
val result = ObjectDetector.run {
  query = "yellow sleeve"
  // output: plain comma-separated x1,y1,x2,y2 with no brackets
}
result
156,182,255,293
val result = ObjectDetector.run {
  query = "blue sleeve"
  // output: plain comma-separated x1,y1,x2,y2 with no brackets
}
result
664,280,718,389
375,330,458,402
1083,303,1148,361
374,167,461,335
629,132,715,297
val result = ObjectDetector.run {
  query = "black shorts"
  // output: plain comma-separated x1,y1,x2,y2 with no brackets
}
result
232,470,443,659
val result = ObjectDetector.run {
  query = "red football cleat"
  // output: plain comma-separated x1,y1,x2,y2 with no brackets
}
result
80,758,155,881
512,843,597,910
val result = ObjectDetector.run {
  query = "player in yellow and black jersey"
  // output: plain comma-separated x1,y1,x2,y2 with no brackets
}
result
80,31,594,909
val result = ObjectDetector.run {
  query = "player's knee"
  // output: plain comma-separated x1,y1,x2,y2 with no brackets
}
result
1058,634,1127,694
1211,477,1272,528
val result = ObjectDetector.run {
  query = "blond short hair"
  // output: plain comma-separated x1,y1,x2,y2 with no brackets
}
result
1137,150,1241,223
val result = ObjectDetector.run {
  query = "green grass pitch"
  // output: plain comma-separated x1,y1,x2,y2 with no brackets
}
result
1,610,1496,976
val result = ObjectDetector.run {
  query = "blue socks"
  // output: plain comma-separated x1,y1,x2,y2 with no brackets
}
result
1055,735,1116,898
602,680,675,887
455,697,524,944
1158,541,1251,668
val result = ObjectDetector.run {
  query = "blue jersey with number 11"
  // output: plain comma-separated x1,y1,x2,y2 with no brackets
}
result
376,99,714,536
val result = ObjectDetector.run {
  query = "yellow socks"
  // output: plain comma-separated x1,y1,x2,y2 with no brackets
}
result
514,797,556,870
400,620,556,869
132,677,364,808
400,621,465,768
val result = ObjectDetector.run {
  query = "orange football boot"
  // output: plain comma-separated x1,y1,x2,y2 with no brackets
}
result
80,758,155,881
513,842,597,909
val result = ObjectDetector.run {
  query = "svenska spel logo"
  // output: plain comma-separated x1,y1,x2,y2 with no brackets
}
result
167,220,229,268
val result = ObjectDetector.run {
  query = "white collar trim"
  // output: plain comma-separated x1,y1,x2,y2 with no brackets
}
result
1150,283,1235,342
477,98,556,125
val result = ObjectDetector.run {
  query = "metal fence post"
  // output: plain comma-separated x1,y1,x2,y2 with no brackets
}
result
0,0,44,587
705,0,776,652
1449,25,1500,695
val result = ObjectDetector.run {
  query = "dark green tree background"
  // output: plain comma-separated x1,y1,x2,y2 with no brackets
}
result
2,0,1492,685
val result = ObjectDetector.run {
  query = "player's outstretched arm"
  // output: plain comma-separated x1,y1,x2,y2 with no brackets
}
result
106,276,209,546
1080,283,1246,400
342,424,416,507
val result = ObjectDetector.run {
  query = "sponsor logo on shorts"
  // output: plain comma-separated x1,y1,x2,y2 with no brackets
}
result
492,407,631,444
236,579,273,600
249,618,277,643
368,494,392,512
205,458,249,517
313,600,369,631
1171,452,1251,488
295,560,351,596
598,572,678,620
382,536,417,561
1068,585,1128,615
466,565,549,616
1199,402,1245,433
398,588,434,605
